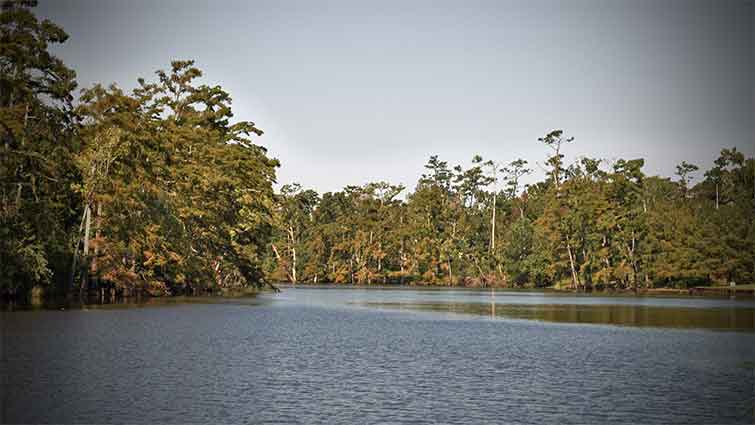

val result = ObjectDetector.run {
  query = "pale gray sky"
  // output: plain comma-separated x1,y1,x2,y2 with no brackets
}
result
39,0,754,193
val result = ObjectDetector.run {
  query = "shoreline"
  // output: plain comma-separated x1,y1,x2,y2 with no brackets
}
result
4,282,753,311
274,282,755,298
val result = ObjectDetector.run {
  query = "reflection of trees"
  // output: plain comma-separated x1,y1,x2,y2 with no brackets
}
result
366,302,755,330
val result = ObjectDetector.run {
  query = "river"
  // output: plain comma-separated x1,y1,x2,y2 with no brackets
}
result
2,286,754,424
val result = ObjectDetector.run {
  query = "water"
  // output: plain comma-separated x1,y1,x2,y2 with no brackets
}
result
2,287,755,424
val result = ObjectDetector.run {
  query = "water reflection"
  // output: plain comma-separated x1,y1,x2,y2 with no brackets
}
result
1,294,264,312
359,301,755,331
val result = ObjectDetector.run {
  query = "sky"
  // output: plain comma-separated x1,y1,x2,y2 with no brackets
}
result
38,0,754,194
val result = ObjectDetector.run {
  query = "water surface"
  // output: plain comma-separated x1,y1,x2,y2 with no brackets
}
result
2,287,754,424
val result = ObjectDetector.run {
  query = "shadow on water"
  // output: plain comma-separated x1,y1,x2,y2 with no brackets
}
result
0,293,266,312
358,301,755,331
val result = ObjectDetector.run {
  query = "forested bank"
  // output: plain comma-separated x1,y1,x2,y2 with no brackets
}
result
1,1,278,298
2,1,753,299
265,138,754,290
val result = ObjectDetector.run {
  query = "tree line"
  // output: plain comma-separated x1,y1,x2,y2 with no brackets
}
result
1,1,278,297
266,133,754,290
2,1,753,298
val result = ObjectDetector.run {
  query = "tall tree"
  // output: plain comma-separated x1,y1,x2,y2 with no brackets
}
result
0,0,79,295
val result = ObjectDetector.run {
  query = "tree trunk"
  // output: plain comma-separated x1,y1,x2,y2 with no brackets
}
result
490,194,496,253
271,243,294,283
368,231,373,284
68,236,82,290
78,205,92,294
566,238,580,290
83,205,91,256
91,202,102,286
630,234,638,294
291,246,297,284
287,225,297,284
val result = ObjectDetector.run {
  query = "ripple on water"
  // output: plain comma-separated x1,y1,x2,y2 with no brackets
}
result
2,289,755,424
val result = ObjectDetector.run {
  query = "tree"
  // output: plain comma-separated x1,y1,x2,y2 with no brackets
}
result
483,159,503,254
75,61,279,294
0,0,79,295
271,183,319,283
504,159,531,219
537,130,574,190
675,161,699,199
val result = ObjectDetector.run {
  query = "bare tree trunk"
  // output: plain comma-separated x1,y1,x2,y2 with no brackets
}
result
400,214,406,284
69,240,81,290
83,206,91,253
490,193,496,253
271,243,294,283
68,204,90,290
630,234,638,293
291,246,297,284
368,231,373,284
91,202,102,287
287,225,297,284
566,238,580,290
80,205,92,293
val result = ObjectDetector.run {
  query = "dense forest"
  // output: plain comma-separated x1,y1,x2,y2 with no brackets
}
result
266,142,754,290
1,1,753,298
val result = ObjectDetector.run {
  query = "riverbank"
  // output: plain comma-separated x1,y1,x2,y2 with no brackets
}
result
688,285,755,297
5,281,752,311
0,286,269,311
274,282,755,298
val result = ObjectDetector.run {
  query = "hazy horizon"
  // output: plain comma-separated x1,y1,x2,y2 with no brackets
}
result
39,0,754,193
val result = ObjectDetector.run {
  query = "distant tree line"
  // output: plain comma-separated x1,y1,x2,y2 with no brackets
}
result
1,1,278,297
266,133,754,290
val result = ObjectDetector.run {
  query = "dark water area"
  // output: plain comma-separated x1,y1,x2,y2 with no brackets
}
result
361,301,755,330
2,287,755,424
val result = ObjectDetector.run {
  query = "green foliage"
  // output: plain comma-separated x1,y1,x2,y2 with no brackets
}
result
1,2,278,296
1,0,80,295
502,218,548,287
73,61,278,294
265,144,754,290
